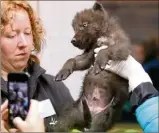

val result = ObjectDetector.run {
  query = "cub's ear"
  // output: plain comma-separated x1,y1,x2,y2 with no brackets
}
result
92,2,104,12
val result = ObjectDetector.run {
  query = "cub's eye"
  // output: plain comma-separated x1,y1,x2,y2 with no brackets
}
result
83,22,88,27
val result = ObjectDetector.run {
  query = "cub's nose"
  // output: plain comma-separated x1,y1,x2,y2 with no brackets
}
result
71,38,76,45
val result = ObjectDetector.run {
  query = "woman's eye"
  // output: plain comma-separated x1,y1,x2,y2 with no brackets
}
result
25,32,31,35
25,31,32,35
7,34,16,38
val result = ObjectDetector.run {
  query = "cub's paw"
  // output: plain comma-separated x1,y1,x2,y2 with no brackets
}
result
93,51,109,74
92,60,102,75
55,69,72,81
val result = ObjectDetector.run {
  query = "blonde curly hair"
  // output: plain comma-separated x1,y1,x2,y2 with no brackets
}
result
1,0,45,64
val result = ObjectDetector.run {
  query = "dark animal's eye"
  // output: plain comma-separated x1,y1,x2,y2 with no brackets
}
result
83,22,88,27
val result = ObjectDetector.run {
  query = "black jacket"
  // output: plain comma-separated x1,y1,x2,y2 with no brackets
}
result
1,62,74,131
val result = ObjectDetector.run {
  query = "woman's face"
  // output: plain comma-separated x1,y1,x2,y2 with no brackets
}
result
1,9,34,72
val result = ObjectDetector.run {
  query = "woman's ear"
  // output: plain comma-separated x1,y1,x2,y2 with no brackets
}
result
31,43,35,52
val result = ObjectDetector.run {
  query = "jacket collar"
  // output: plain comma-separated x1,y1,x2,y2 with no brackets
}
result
1,62,46,98
1,78,8,95
28,62,46,98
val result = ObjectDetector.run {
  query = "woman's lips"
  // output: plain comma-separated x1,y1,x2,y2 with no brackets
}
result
16,53,27,57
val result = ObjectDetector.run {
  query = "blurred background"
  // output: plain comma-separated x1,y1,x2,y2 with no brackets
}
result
28,1,158,131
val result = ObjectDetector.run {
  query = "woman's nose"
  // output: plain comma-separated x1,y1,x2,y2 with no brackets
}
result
17,33,28,47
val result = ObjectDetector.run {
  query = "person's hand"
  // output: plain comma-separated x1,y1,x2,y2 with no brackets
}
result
13,100,45,132
1,100,8,132
1,100,18,132
94,47,152,92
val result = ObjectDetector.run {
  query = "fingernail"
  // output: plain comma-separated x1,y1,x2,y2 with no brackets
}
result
5,99,8,103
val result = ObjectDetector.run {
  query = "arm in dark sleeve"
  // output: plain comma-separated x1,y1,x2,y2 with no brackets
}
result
130,82,159,132
55,80,74,105
43,74,74,115
53,80,76,115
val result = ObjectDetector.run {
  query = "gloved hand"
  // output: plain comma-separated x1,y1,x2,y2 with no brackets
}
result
94,47,152,92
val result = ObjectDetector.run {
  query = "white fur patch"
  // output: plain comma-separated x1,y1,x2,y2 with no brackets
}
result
97,36,108,46
97,35,115,47
109,38,115,46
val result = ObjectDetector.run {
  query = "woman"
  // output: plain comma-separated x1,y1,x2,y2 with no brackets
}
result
1,0,74,131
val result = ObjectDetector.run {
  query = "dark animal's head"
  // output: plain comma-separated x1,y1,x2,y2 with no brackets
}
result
71,2,108,50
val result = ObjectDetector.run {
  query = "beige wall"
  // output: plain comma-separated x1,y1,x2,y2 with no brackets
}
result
27,1,95,100
27,1,39,14
38,1,95,100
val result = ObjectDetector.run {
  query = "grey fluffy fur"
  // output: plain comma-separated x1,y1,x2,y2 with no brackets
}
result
52,2,130,132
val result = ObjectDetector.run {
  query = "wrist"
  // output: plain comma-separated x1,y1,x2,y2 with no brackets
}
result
130,82,159,112
128,68,152,92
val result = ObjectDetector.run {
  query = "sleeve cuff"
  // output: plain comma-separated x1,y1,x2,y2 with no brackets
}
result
130,82,159,112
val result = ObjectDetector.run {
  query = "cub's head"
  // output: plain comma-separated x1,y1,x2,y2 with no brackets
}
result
71,2,108,50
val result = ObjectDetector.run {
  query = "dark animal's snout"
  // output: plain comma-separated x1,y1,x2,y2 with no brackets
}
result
71,38,76,44
71,38,81,47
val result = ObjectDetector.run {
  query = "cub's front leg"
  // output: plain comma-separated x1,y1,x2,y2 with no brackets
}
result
92,48,110,74
93,36,130,74
55,58,75,81
55,51,94,81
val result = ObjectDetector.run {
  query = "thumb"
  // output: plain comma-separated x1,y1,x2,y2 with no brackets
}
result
1,100,8,112
13,117,27,131
105,60,113,70
9,128,19,132
27,100,39,118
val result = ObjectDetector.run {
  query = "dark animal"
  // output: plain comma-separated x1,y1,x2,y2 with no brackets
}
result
52,2,130,132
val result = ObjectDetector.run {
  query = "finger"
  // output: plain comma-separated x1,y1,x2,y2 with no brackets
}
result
2,109,8,121
4,120,9,131
9,128,18,132
95,54,97,58
105,60,121,72
13,117,26,131
94,45,108,53
1,120,8,132
27,100,39,119
105,60,113,70
105,64,111,70
1,100,8,112
107,60,112,65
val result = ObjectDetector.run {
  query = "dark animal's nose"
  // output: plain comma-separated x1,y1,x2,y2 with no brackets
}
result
71,38,76,45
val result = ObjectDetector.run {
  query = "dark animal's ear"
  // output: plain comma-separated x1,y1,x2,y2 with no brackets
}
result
92,2,104,12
